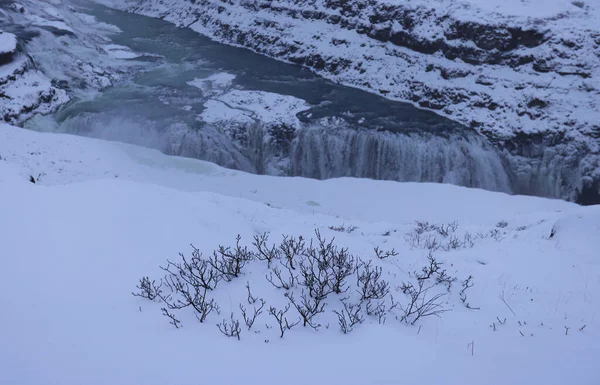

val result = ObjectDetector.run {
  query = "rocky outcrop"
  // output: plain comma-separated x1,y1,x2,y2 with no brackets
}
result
115,0,600,204
0,0,137,124
0,31,17,65
0,28,68,123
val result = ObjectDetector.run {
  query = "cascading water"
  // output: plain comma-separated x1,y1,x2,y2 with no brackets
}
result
289,125,512,192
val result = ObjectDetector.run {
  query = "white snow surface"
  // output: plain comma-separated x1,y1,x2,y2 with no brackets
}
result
187,72,237,97
189,72,311,128
1,124,599,385
388,0,599,20
0,31,17,55
102,44,146,60
197,86,311,127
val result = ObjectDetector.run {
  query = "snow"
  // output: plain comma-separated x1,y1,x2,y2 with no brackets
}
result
379,0,596,20
102,44,144,60
189,72,312,127
0,31,17,55
187,72,237,97
27,15,76,34
1,124,599,385
0,55,69,123
199,89,311,127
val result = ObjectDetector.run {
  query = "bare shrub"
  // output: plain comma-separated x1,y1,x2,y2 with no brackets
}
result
398,253,451,324
136,230,463,336
252,233,280,268
279,235,305,270
217,313,242,340
240,283,266,330
365,299,387,324
333,299,364,334
356,259,390,301
406,221,473,251
160,272,220,322
161,307,182,328
298,230,352,299
460,275,480,310
328,241,355,294
436,221,459,237
286,290,326,330
399,279,449,325
133,276,163,300
489,228,505,241
496,220,509,229
443,236,462,251
266,261,298,290
208,235,254,281
268,304,300,338
161,245,221,291
240,301,266,330
328,224,358,233
374,246,399,259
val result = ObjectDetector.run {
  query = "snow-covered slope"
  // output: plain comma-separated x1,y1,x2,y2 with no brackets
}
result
1,124,599,384
106,0,600,203
0,0,149,124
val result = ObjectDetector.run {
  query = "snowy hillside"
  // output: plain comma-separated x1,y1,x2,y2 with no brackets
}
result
1,124,599,384
107,0,600,203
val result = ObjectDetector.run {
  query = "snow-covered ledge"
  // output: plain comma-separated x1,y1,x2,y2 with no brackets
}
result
0,31,17,64
105,0,600,203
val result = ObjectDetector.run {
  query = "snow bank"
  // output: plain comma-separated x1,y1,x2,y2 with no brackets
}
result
550,205,600,264
102,44,148,60
0,124,598,385
187,72,237,97
0,31,17,55
199,89,311,128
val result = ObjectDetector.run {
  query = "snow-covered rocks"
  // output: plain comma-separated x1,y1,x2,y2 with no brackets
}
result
0,26,69,122
198,88,311,128
112,0,600,203
187,72,237,97
0,31,17,57
0,0,151,124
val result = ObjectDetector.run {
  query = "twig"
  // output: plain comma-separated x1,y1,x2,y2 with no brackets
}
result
499,295,516,316
467,340,474,356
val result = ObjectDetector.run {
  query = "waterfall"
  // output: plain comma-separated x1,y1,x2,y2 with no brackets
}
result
288,125,513,193
25,110,514,193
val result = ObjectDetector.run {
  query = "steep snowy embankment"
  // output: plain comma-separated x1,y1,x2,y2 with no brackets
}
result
108,0,600,203
1,124,599,384
0,0,150,124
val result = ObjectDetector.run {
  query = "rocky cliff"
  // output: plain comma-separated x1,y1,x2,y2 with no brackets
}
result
0,0,140,124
